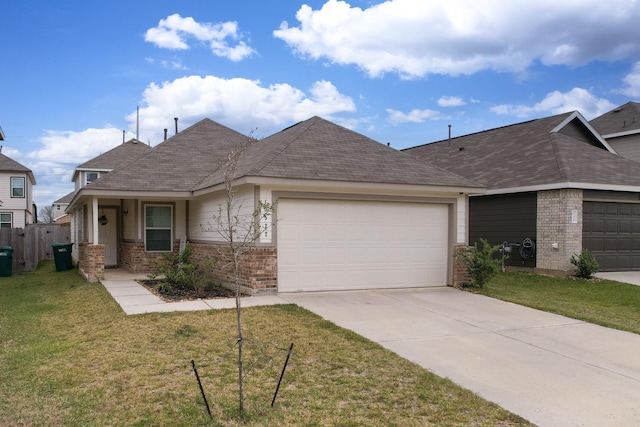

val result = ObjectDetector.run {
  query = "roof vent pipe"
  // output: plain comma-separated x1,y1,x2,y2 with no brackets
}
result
174,117,178,134
448,124,452,140
164,128,168,141
122,130,125,143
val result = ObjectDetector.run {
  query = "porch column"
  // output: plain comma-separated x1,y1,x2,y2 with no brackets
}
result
92,197,99,244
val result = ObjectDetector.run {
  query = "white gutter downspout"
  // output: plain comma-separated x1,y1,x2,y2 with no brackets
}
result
92,197,99,244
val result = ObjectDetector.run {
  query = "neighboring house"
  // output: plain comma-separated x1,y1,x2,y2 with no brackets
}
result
52,191,75,225
405,111,640,274
590,101,640,162
0,148,36,228
66,116,483,289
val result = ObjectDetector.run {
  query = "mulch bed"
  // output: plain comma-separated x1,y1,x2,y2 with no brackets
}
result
137,279,236,302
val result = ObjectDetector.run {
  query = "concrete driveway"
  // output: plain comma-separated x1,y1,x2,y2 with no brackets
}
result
282,287,640,427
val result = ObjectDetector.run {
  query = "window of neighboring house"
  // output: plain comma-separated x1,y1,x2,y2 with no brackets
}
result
0,213,12,228
86,172,99,184
56,204,61,211
11,177,25,198
145,205,172,252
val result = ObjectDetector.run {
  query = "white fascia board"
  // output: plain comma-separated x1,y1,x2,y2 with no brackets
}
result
551,111,618,155
192,176,486,197
602,129,640,139
480,182,640,196
67,189,192,212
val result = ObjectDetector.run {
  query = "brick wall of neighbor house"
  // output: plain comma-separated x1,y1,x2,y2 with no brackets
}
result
453,245,473,286
189,242,278,293
119,241,180,273
78,242,105,282
536,189,583,275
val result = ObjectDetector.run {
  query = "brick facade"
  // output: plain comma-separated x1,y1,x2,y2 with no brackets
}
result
453,245,473,286
536,189,583,275
189,242,277,293
78,242,105,282
120,241,180,273
118,240,277,293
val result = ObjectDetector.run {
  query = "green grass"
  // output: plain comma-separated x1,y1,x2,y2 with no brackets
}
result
0,261,531,426
481,271,640,334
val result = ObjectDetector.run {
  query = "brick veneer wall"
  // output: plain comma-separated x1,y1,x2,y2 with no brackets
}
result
453,245,473,286
120,241,180,273
189,242,277,293
536,189,583,275
78,242,105,282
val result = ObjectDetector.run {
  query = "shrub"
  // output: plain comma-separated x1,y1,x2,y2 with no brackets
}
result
458,238,503,288
149,243,213,297
570,249,599,279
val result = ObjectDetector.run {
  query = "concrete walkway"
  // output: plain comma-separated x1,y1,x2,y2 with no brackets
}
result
100,271,640,426
100,269,289,315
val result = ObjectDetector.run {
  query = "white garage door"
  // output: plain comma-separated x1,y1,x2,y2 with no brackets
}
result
277,199,449,292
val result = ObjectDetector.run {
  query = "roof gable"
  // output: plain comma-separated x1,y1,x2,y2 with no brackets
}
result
0,152,35,184
405,111,640,192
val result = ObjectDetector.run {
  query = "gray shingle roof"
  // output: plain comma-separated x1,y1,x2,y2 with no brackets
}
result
590,102,640,136
87,119,248,192
77,139,152,170
0,152,35,184
404,112,640,191
88,116,481,194
53,190,76,205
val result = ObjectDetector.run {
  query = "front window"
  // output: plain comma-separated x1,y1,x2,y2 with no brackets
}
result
0,213,12,228
11,177,24,198
145,205,172,252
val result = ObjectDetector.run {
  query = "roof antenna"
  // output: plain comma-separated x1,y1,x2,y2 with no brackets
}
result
136,105,140,140
174,117,179,135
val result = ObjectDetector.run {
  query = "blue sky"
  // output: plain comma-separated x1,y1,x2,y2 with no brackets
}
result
2,0,640,210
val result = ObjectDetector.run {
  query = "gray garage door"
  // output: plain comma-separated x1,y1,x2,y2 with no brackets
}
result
583,201,640,271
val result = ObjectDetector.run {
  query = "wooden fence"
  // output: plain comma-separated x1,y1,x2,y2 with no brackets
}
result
0,224,71,274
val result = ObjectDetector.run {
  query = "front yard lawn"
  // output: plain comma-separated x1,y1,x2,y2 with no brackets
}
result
0,261,531,426
481,271,640,335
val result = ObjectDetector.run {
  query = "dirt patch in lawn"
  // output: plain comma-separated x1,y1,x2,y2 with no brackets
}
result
137,279,236,302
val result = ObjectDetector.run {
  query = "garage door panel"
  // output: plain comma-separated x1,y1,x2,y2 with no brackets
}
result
583,201,640,271
278,199,449,292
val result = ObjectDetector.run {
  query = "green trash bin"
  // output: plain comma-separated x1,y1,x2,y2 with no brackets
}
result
52,243,73,272
0,246,13,277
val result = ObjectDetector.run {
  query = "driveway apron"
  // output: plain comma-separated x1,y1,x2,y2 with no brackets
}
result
281,287,640,427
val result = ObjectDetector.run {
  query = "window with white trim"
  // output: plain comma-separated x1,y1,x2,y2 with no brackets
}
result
86,172,99,184
0,213,12,228
11,177,24,198
145,205,172,252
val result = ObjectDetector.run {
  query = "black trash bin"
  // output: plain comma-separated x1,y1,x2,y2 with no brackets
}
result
0,246,13,277
52,243,73,272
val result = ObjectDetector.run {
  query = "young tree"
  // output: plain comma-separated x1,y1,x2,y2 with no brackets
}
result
203,133,274,412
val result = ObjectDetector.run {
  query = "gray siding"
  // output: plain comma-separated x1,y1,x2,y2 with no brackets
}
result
607,134,640,163
469,192,537,267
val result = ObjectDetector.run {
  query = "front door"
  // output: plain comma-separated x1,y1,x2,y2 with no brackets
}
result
98,208,118,267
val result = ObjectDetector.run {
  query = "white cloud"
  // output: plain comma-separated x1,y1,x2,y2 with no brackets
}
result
387,108,445,125
616,61,640,98
274,0,640,78
438,96,466,107
128,75,356,142
491,88,615,119
145,14,255,61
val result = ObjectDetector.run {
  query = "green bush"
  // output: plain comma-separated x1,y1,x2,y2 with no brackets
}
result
570,249,599,279
458,238,503,288
149,243,213,297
